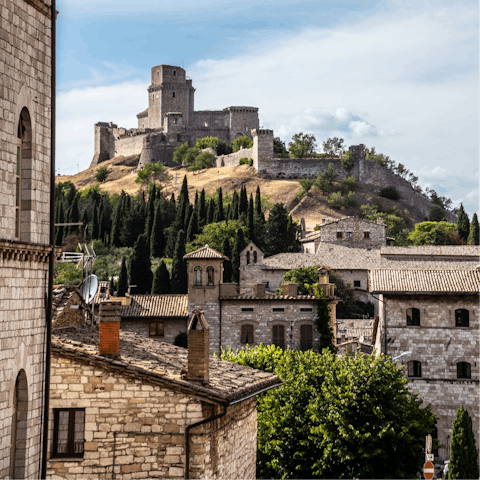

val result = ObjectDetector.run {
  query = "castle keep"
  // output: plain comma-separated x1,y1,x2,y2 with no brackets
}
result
90,65,259,168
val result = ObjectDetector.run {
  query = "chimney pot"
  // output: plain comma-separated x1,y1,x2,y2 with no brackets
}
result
282,283,298,297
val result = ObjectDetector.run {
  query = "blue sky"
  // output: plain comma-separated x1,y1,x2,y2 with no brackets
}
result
56,0,478,216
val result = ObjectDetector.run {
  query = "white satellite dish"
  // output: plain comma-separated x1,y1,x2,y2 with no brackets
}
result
79,275,98,304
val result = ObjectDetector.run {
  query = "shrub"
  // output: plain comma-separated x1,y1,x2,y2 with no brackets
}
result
379,186,400,200
343,191,357,206
297,177,315,199
340,150,355,171
173,142,197,164
95,166,108,182
239,157,253,166
328,191,342,208
187,152,216,171
314,163,337,194
232,136,253,152
341,175,356,192
173,331,187,348
196,136,231,155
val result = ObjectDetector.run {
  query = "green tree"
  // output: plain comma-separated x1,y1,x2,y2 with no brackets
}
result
239,186,248,216
117,257,128,297
186,220,248,253
231,228,247,284
186,208,199,243
95,166,108,182
135,162,170,187
151,261,170,294
222,346,435,480
195,136,230,155
274,137,288,156
467,213,479,245
187,152,216,171
221,236,233,283
54,202,65,246
297,177,315,199
172,142,197,165
328,191,342,208
429,205,445,222
340,175,356,192
129,233,153,294
457,203,470,242
150,201,166,258
265,203,293,256
446,406,478,479
314,163,337,194
213,187,224,223
232,135,253,152
288,132,317,158
360,203,409,240
322,137,345,156
340,150,355,171
408,221,462,245
255,185,262,216
170,230,188,294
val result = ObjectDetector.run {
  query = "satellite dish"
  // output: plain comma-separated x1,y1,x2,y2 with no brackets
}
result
79,275,98,304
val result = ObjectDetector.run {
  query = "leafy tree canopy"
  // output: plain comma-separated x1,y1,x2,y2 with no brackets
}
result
360,203,409,240
408,221,462,245
322,137,345,156
187,152,216,171
172,142,198,165
340,150,355,171
195,136,231,155
95,166,108,183
222,346,435,479
289,132,317,158
135,162,170,186
232,135,253,152
186,220,249,253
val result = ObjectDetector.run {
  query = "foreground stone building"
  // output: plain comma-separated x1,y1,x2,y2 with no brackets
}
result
370,268,479,462
0,0,56,477
47,305,280,479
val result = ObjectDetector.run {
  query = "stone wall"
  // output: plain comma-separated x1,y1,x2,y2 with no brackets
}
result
120,318,187,344
215,147,254,168
377,293,479,461
47,353,258,479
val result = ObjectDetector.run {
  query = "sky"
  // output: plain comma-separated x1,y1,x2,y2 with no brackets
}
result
56,0,479,216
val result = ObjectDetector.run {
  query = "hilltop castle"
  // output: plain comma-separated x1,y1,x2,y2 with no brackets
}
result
90,64,259,167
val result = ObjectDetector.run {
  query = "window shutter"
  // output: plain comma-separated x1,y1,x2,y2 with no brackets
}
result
241,325,247,343
408,361,414,377
246,324,254,343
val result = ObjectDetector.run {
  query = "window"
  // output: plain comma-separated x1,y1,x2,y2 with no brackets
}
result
206,267,214,286
300,324,313,350
172,92,175,98
272,308,284,312
253,251,257,263
457,362,471,379
347,232,353,240
173,70,176,76
53,409,85,458
241,324,254,344
455,309,469,327
15,138,21,239
194,266,202,286
407,360,422,377
300,307,313,312
149,322,164,336
242,307,254,312
246,251,250,265
273,325,285,349
11,370,28,478
336,232,343,239
364,231,370,239
353,280,361,288
406,308,420,326
173,118,178,124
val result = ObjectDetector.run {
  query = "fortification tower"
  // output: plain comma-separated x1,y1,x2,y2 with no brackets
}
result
146,65,195,129
91,122,116,167
252,128,274,170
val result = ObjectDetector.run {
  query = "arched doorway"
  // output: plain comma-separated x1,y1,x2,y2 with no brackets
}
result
10,370,28,479
16,107,33,241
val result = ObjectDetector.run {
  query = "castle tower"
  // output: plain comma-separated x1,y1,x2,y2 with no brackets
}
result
147,65,195,129
90,122,116,167
183,245,229,355
252,128,274,170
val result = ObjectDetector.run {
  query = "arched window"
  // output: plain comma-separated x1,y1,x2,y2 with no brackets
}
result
406,308,420,326
10,370,28,478
246,251,250,265
300,324,313,351
207,267,214,286
457,362,471,379
455,309,469,327
253,251,257,263
173,70,176,76
407,360,422,377
273,325,285,349
241,324,254,344
194,266,202,286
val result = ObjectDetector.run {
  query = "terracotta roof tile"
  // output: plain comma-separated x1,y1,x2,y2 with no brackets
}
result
51,329,280,403
121,294,188,318
184,245,229,260
369,269,480,293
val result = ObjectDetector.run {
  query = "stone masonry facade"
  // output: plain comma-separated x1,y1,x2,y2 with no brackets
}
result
375,293,479,461
47,353,258,479
0,0,54,478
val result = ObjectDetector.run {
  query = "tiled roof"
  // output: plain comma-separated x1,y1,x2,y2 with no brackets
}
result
219,292,318,301
369,269,480,294
184,245,229,260
380,246,479,257
94,281,111,304
51,329,280,403
121,294,188,318
261,244,479,271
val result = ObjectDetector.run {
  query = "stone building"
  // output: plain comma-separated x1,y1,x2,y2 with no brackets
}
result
299,216,388,252
370,268,479,462
47,304,280,479
0,0,56,477
183,245,338,355
52,285,92,329
90,65,259,168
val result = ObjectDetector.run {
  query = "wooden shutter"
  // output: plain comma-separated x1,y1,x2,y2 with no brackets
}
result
273,325,285,349
241,325,247,343
300,325,313,350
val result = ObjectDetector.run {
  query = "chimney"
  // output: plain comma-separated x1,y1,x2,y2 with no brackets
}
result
187,308,209,383
99,301,122,357
317,267,335,298
255,283,266,297
282,283,298,297
377,217,384,225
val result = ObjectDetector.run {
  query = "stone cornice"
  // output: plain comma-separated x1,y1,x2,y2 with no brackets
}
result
0,240,59,262
24,0,53,19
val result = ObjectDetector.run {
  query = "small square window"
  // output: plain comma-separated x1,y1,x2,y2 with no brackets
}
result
300,307,313,312
272,308,284,312
242,307,254,312
353,280,361,288
149,322,164,336
336,232,343,239
457,362,471,379
364,232,370,239
347,232,353,240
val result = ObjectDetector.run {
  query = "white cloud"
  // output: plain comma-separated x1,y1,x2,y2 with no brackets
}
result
349,121,378,138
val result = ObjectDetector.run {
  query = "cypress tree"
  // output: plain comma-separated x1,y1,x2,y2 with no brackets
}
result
152,261,171,294
67,194,80,236
265,203,290,256
109,277,115,296
110,199,122,247
467,213,479,245
150,201,166,258
186,208,199,243
247,193,255,243
145,190,156,238
55,202,65,246
206,198,214,224
225,204,231,222
221,236,233,283
170,230,188,294
199,189,207,226
184,203,193,233
231,228,246,284
129,233,153,294
175,176,189,229
164,228,177,258
255,185,262,216
457,203,470,242
91,202,99,239
99,200,111,244
239,186,248,216
446,405,478,479
81,208,89,240
231,190,239,220
117,257,128,297
286,215,300,252
214,187,224,222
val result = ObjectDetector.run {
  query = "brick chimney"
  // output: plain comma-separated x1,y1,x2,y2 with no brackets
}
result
99,301,122,356
187,308,209,383
282,283,298,296
317,267,335,298
255,283,266,297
